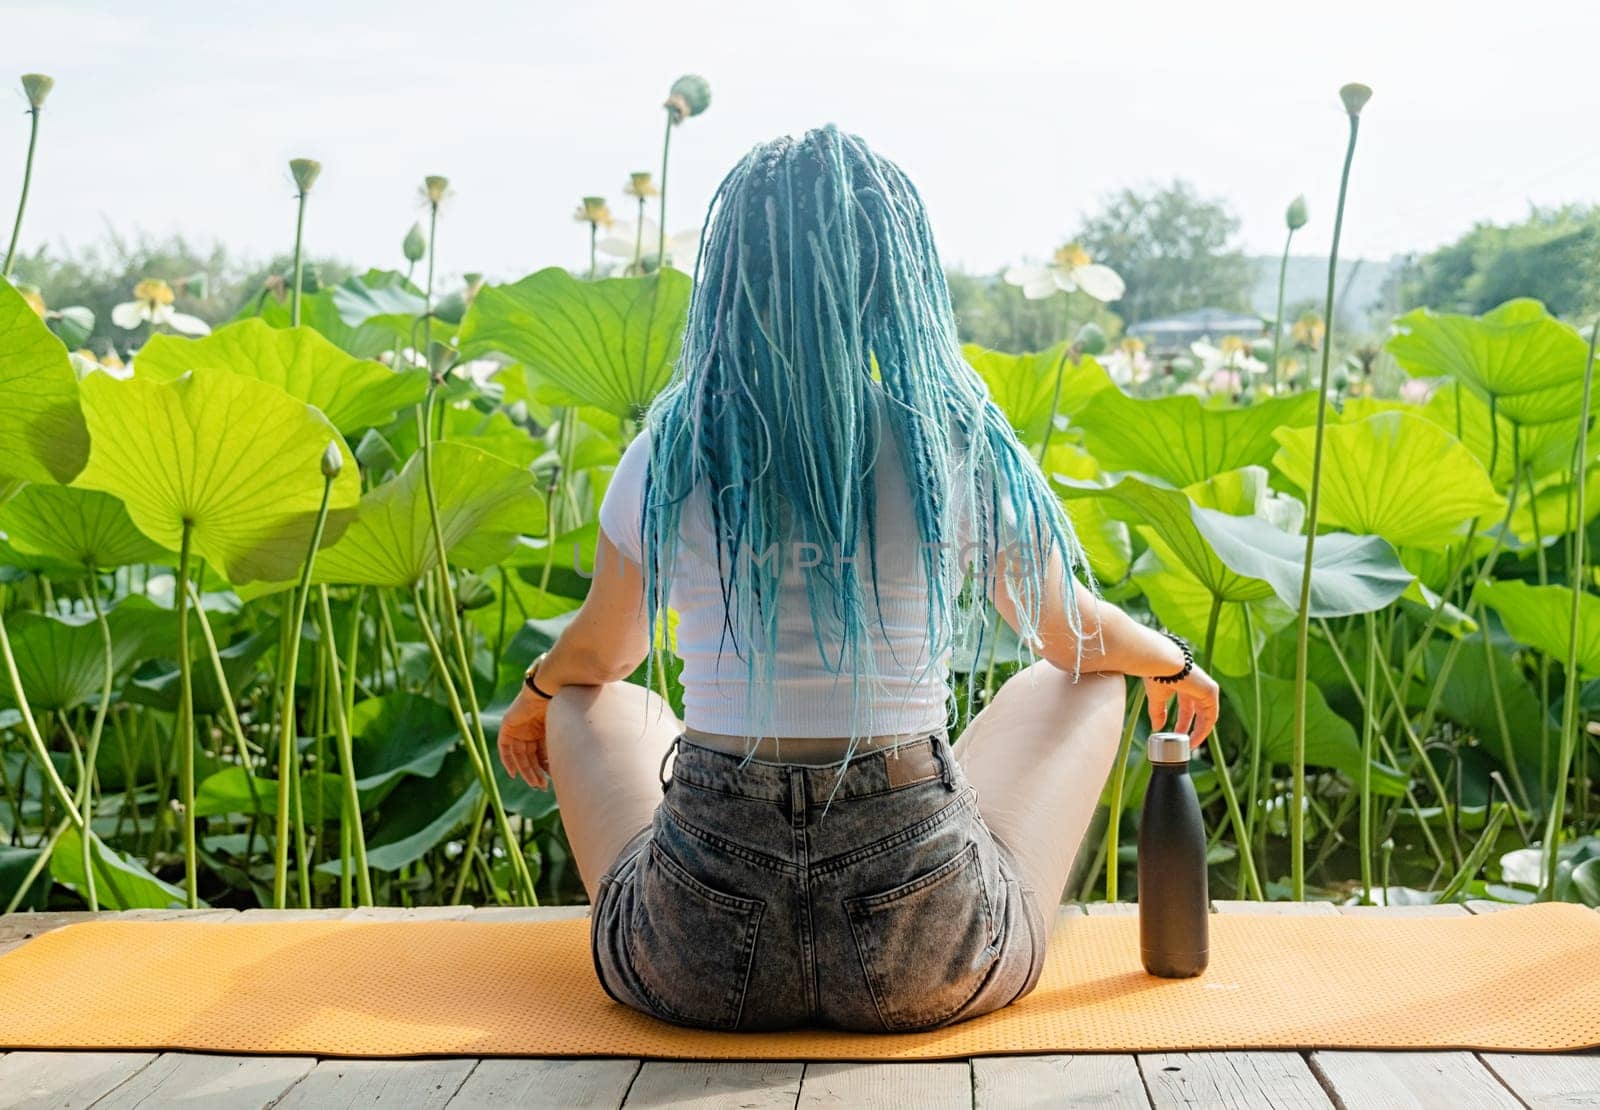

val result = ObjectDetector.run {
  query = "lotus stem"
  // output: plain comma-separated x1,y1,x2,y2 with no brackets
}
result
1201,597,1263,900
1103,684,1146,903
316,583,373,904
1543,317,1597,899
2,91,43,277
291,190,308,326
0,610,80,836
657,110,673,267
176,520,199,907
1270,230,1296,394
633,195,646,271
1359,610,1378,903
1290,88,1367,900
588,222,598,282
418,382,537,904
273,472,336,908
424,197,439,357
1036,319,1074,462
77,573,117,912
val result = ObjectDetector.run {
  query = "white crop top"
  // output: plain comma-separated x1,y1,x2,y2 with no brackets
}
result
597,423,973,738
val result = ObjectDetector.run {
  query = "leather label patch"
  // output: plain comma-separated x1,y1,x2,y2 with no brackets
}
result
885,749,938,789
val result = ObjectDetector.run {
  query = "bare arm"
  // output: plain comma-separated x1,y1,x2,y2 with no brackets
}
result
990,548,1220,745
497,528,651,787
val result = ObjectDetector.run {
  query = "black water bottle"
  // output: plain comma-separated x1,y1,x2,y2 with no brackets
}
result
1138,731,1209,978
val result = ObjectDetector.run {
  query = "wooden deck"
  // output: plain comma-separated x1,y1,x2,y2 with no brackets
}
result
1,901,1596,1109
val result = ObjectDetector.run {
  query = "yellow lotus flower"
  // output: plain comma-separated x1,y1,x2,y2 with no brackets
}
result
623,172,658,199
1291,312,1325,350
17,283,45,317
1003,243,1125,302
111,278,209,335
574,196,613,227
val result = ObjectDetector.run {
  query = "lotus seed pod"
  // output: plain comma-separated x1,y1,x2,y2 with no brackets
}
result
1339,83,1372,117
424,175,449,205
665,74,711,122
463,271,483,289
625,171,658,198
320,441,344,480
456,573,496,611
576,196,611,224
1286,194,1308,230
20,73,53,109
403,221,427,262
1075,322,1108,357
289,158,322,194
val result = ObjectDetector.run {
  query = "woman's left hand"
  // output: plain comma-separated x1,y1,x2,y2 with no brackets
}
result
498,687,553,789
1144,665,1220,749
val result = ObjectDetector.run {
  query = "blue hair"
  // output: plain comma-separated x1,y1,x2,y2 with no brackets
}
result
639,125,1090,741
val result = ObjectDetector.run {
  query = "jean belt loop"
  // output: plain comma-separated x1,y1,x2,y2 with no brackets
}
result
659,735,682,793
931,732,957,791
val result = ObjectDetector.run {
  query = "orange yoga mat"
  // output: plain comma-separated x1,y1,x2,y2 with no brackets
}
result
0,904,1596,1058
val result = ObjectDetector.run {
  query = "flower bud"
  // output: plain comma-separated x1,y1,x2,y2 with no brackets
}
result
456,573,496,612
423,175,449,205
403,221,427,262
1339,83,1372,117
1251,337,1275,363
665,74,712,123
289,158,322,194
51,305,94,348
20,73,53,110
179,273,208,299
320,441,344,480
1286,194,1308,230
1074,322,1108,357
355,429,400,474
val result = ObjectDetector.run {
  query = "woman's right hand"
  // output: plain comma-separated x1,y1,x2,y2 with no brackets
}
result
498,686,553,789
1144,666,1220,749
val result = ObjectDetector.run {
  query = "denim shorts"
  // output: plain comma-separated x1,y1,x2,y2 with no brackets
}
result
590,733,1048,1032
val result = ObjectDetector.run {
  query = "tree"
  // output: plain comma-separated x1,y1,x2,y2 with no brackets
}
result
1395,205,1600,318
1073,180,1252,324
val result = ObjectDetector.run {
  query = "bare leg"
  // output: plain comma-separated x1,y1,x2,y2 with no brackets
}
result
545,681,682,902
954,661,1127,908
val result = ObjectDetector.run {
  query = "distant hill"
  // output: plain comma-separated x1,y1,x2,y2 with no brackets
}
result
1248,255,1406,335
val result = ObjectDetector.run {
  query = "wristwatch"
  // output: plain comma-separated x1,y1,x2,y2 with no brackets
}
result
523,651,554,700
1151,631,1194,684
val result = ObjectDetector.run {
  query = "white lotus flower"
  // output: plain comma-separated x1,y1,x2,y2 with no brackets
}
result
599,218,701,272
1103,338,1153,387
1190,337,1265,389
1003,244,1125,303
111,279,209,335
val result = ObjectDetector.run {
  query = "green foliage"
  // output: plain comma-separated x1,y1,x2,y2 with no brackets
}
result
0,276,90,484
1396,205,1600,319
1074,180,1255,324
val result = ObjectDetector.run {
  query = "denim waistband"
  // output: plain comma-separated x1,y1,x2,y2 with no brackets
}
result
663,732,958,807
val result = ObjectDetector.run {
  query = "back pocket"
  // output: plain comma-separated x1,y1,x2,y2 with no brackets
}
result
845,841,1001,1031
625,840,764,1030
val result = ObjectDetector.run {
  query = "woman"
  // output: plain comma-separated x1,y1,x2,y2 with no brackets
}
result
497,126,1219,1033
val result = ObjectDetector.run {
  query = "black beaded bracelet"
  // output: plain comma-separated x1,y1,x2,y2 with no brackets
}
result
1151,630,1194,684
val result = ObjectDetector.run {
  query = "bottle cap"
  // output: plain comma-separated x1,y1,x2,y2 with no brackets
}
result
1147,731,1192,764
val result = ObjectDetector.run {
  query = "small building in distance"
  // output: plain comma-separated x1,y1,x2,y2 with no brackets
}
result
1127,308,1267,356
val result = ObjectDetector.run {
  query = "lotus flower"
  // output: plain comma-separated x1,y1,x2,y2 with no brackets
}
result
1003,244,1125,303
111,278,208,335
599,218,700,272
1104,338,1153,387
1191,336,1265,387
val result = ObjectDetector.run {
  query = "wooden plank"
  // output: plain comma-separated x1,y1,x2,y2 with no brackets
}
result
974,1055,1148,1108
235,907,354,921
1138,1052,1330,1108
115,908,237,923
1335,904,1470,917
0,911,101,944
274,1059,476,1110
1213,901,1338,916
1480,1053,1600,1108
1310,1052,1519,1109
624,1062,803,1109
0,1051,154,1110
471,906,590,921
91,1052,315,1109
448,1059,639,1108
344,905,476,921
1083,902,1139,916
797,1062,970,1110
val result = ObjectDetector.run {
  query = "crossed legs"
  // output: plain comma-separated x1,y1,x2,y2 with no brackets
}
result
545,661,1127,910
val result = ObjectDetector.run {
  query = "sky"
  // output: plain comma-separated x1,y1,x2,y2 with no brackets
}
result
5,0,1600,286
